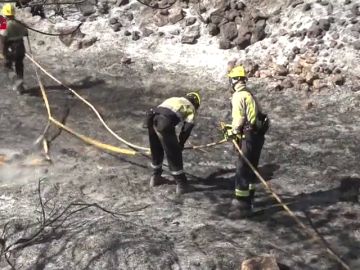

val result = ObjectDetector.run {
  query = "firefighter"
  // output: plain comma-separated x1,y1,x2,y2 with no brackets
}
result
1,3,28,94
147,92,201,195
222,65,269,218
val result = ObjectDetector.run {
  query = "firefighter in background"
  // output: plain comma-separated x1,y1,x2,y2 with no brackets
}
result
1,4,28,94
147,92,201,195
223,65,269,218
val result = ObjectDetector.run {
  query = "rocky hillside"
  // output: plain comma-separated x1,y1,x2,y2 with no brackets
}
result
15,0,360,92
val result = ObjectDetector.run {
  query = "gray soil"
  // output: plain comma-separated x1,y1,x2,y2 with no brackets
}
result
0,55,360,270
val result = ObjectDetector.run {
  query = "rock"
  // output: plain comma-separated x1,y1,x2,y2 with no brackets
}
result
274,64,288,76
291,0,304,8
158,0,176,9
351,4,360,16
292,46,300,54
233,33,252,49
329,40,337,48
281,78,294,89
185,17,196,26
37,40,45,46
327,3,333,15
219,39,232,49
303,3,311,11
220,22,238,41
80,36,97,48
299,82,310,92
181,25,200,44
251,22,266,44
109,17,118,25
121,56,131,64
332,33,340,39
318,18,331,31
207,23,220,36
313,79,327,90
332,74,345,85
131,31,141,41
169,7,184,24
116,0,129,6
345,0,351,4
59,27,85,47
169,29,180,35
305,72,319,84
320,0,329,6
307,24,323,38
124,30,131,36
304,101,314,110
141,27,154,37
111,23,122,32
350,24,360,33
77,0,97,16
98,2,109,14
154,14,169,27
226,10,240,21
159,9,169,16
353,40,360,50
127,13,134,21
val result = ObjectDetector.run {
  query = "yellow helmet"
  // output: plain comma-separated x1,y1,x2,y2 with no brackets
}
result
186,91,201,109
2,3,15,17
227,65,246,78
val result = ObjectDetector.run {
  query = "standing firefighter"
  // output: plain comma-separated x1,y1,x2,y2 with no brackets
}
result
1,4,28,93
222,65,269,218
147,92,201,195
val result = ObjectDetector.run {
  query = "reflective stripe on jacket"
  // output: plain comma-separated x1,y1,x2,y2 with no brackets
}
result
3,20,28,42
158,97,196,124
231,84,258,133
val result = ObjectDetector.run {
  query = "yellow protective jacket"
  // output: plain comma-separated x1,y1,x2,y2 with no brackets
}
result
231,83,260,133
158,97,196,124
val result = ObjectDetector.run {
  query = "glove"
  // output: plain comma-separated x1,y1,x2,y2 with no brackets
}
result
222,124,241,142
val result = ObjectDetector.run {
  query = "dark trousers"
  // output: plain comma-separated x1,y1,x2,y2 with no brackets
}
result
3,39,25,79
235,131,265,200
148,114,186,183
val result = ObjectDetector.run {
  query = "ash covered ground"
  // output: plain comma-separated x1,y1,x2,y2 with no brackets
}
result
0,54,359,269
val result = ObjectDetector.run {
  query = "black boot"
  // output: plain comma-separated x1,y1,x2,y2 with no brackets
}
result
149,175,167,187
174,173,189,195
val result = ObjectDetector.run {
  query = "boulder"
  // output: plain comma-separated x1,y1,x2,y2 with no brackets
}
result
169,7,184,24
154,14,169,27
273,64,288,76
207,23,220,36
219,39,232,49
141,27,154,37
318,18,331,31
220,22,238,41
116,0,129,6
77,0,97,16
80,36,97,48
307,23,323,38
233,33,251,49
111,23,122,32
59,27,85,47
181,25,200,44
185,17,196,26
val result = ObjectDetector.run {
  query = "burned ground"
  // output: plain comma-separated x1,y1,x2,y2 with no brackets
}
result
0,56,360,269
